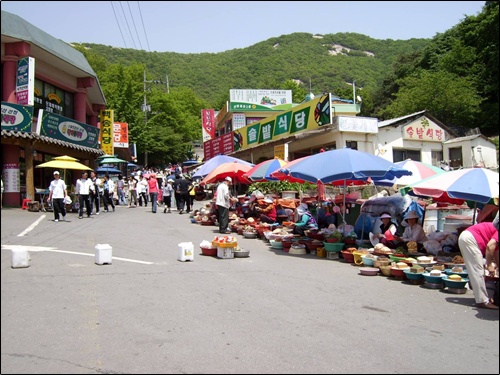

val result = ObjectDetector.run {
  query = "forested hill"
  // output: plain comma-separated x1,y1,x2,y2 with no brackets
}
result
73,32,429,107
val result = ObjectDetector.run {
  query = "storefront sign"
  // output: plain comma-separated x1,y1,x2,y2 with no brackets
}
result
232,113,246,130
1,101,33,132
274,144,288,161
403,117,445,142
337,116,378,133
229,89,292,111
16,57,35,106
36,110,100,148
113,122,129,148
100,110,114,155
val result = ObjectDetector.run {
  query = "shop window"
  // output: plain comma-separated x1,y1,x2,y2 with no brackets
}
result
34,78,74,118
346,141,358,150
393,149,420,162
431,151,443,167
448,147,463,169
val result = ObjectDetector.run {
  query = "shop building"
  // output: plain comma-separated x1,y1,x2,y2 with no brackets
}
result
205,91,497,172
1,10,106,207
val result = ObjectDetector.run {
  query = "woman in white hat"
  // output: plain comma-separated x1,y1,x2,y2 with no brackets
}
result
255,196,277,224
394,210,428,252
377,212,399,249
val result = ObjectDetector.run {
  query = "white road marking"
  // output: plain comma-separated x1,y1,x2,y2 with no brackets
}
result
1,245,154,264
17,215,46,237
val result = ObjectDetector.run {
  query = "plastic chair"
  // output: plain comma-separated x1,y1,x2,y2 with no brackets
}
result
22,198,32,210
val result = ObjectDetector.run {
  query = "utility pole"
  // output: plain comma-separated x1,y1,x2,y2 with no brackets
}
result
142,68,167,166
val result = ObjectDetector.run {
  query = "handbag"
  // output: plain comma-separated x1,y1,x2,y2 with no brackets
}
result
64,196,72,205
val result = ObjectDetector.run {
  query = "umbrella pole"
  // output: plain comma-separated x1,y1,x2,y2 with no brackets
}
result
472,202,477,224
342,179,347,236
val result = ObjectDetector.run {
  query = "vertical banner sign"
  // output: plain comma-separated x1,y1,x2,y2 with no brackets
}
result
16,57,35,106
3,162,20,193
113,122,129,148
100,110,114,155
201,109,215,142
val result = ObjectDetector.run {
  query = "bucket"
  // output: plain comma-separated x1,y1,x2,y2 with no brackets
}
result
95,244,112,265
11,248,30,268
178,242,194,262
353,250,369,266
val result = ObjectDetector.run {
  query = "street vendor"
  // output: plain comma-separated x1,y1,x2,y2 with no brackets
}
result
255,196,278,224
292,203,318,236
393,211,428,252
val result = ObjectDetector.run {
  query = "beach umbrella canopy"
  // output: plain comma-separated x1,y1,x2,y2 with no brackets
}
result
192,154,254,179
200,161,253,186
36,155,93,182
97,155,127,165
96,166,122,175
281,148,412,185
404,167,499,205
375,159,445,187
243,158,287,182
268,156,312,183
279,148,412,231
36,155,93,171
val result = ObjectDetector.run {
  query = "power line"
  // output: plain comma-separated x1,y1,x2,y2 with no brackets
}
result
137,1,151,52
118,1,137,49
127,1,143,51
110,1,128,48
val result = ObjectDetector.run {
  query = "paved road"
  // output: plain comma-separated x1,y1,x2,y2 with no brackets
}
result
1,202,498,374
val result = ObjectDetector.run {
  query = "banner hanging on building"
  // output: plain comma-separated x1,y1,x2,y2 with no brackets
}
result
16,57,35,106
201,109,215,142
113,122,129,148
99,110,114,155
35,110,100,148
1,101,33,132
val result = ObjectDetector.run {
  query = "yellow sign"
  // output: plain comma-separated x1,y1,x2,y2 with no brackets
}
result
274,145,285,159
99,109,114,155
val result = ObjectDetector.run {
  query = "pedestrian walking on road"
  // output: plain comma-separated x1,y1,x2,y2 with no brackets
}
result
102,174,116,212
47,170,68,222
148,174,159,213
127,176,138,207
162,178,174,213
89,171,101,215
76,171,92,219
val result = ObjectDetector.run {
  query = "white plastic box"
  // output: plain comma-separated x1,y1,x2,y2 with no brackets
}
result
178,242,194,262
217,246,235,259
11,248,30,268
95,244,112,265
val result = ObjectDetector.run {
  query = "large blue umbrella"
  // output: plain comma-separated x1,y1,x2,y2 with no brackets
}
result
192,154,254,179
96,166,122,175
282,148,412,230
282,148,412,185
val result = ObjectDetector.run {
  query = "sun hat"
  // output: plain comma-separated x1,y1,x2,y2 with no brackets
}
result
167,179,174,183
380,213,392,219
296,203,308,215
225,176,232,182
405,211,420,221
263,197,274,204
53,171,60,175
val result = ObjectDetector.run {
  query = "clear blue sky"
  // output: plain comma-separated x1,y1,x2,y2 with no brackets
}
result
2,1,486,53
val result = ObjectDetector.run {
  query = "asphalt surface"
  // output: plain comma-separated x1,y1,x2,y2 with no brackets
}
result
1,202,498,374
